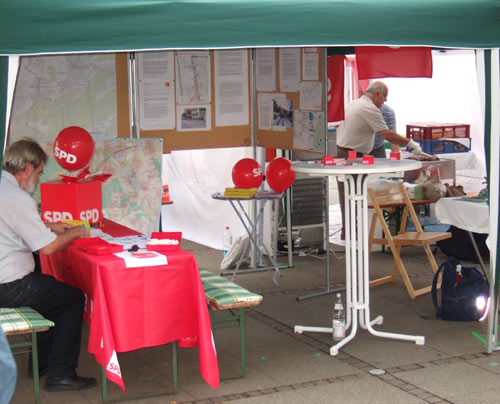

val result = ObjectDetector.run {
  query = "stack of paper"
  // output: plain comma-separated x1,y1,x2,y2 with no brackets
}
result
223,187,257,198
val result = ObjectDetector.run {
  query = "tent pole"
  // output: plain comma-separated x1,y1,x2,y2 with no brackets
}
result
0,56,19,173
480,49,500,354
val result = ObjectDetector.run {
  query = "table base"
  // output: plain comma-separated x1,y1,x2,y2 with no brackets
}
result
295,316,425,356
293,168,425,354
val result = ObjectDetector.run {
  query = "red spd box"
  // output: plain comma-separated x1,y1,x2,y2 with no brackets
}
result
322,156,335,166
40,180,102,224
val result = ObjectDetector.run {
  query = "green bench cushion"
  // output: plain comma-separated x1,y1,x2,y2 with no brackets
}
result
199,270,263,308
0,307,54,334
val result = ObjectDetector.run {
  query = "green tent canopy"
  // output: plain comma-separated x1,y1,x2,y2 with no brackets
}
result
1,0,499,54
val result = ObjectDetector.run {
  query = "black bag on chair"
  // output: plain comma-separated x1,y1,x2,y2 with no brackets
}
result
431,257,489,322
437,225,489,262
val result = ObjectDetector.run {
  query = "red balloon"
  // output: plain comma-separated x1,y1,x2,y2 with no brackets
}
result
53,126,94,171
232,158,263,189
266,157,296,192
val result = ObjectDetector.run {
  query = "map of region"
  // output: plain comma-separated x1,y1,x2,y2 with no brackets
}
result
34,139,163,236
10,53,117,141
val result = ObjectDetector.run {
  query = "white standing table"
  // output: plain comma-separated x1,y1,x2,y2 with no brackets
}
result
292,159,425,355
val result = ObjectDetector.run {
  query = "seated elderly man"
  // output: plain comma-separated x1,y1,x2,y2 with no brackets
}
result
0,138,96,392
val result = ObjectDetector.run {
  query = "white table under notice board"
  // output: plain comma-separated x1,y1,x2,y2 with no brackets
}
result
292,159,424,355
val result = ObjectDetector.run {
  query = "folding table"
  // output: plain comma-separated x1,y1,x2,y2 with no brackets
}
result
212,191,283,286
40,218,219,402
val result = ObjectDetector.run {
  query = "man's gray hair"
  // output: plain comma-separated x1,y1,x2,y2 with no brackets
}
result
3,138,48,175
365,81,387,95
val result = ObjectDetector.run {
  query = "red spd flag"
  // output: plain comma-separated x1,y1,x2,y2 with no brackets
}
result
327,55,345,122
355,46,433,80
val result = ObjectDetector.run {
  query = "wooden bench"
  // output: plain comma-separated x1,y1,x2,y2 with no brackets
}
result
199,269,263,378
0,307,55,404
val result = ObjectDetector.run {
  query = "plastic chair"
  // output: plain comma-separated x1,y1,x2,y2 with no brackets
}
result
0,307,54,404
367,182,451,299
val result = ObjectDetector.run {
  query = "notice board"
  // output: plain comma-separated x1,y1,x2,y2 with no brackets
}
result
255,47,326,153
116,48,326,153
117,50,252,152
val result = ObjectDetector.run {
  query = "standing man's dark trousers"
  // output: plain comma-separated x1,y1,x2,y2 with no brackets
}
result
0,271,85,378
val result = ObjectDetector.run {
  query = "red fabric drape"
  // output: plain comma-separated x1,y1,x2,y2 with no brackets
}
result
355,46,433,80
327,55,345,122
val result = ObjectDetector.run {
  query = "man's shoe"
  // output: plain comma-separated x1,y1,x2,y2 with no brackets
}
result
45,375,97,392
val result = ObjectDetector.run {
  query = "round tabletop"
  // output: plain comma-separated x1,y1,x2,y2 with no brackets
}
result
292,159,422,176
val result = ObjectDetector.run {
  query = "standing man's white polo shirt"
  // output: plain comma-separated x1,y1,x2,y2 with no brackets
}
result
336,95,389,155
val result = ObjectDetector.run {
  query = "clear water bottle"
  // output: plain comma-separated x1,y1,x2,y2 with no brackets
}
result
222,226,233,259
332,293,345,341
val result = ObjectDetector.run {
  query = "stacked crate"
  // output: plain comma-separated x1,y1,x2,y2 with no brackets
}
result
406,123,471,154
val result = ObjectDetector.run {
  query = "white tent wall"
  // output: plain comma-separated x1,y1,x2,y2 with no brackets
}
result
3,57,18,155
161,147,253,250
384,50,486,192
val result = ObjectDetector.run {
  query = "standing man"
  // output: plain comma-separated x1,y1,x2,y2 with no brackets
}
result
0,138,97,392
336,81,422,240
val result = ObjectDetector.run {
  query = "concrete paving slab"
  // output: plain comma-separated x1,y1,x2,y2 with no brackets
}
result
298,373,428,404
396,361,500,401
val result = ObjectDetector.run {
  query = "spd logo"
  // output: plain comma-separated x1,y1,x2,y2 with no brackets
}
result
252,167,263,177
54,146,77,165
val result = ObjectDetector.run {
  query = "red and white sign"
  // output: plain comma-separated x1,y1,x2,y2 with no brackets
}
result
327,55,345,122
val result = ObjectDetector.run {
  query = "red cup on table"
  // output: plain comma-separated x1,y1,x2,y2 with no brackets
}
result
389,152,401,160
362,155,375,165
348,151,357,160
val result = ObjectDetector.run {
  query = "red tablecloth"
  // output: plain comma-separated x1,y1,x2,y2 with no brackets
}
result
40,220,219,392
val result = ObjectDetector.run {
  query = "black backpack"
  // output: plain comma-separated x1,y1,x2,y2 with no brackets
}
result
431,257,490,322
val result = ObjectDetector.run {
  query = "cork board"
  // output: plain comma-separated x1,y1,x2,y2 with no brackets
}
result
116,48,326,153
116,50,253,152
256,48,326,152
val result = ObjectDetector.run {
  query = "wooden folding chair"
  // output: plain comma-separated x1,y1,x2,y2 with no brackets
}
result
367,182,451,299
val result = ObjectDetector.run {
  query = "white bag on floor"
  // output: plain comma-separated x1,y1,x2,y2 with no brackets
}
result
220,235,250,270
